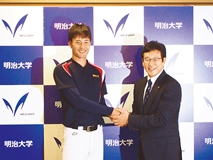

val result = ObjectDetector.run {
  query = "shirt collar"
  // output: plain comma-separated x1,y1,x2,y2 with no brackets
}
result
71,58,88,68
147,69,164,85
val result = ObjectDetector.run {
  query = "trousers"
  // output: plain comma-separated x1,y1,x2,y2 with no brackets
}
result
62,125,103,160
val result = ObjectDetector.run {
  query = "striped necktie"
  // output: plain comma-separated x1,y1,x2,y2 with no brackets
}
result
143,79,152,104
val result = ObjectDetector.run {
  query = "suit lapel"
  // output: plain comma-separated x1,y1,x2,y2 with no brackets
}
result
143,70,167,113
139,77,147,114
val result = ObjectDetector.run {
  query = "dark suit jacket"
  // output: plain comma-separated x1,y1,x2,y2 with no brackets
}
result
128,70,182,160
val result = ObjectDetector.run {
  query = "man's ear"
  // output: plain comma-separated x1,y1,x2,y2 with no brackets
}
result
163,57,166,63
68,41,72,48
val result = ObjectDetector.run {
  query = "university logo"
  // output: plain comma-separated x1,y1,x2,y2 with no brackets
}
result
54,137,62,148
2,14,28,37
103,14,129,37
105,91,130,108
53,59,59,65
203,19,213,34
203,96,213,110
165,52,179,71
2,92,29,116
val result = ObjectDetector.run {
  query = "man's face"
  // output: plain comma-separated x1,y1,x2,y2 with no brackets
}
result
142,49,166,78
68,35,91,60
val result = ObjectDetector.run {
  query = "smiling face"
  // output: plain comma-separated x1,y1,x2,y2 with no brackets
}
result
68,35,91,61
142,49,166,78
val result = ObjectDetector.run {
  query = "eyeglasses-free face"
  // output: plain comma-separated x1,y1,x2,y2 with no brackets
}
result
142,49,166,78
68,35,91,62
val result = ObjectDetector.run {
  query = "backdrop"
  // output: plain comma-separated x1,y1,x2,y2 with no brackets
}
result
0,5,213,160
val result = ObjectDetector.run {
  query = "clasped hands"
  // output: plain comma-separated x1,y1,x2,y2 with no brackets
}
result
109,108,129,127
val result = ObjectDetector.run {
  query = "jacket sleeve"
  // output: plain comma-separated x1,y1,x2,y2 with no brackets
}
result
60,87,113,116
53,64,113,116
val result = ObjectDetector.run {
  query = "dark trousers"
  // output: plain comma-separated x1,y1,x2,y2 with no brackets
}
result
137,141,146,160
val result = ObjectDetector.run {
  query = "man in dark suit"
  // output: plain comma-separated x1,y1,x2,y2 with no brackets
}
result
111,41,182,160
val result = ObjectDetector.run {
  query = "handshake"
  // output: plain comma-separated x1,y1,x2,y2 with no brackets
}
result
108,108,130,127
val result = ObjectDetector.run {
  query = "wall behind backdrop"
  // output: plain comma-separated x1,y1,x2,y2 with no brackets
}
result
0,4,213,160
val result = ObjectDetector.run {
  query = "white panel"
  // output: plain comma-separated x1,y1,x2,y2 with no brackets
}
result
0,85,44,124
93,6,144,45
194,6,213,45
